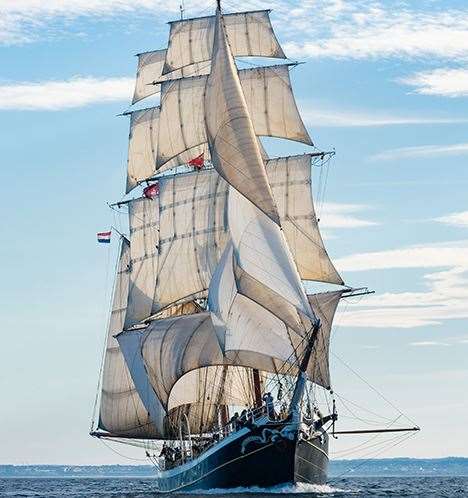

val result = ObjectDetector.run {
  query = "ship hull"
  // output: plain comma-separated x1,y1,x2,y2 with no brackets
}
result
154,422,328,492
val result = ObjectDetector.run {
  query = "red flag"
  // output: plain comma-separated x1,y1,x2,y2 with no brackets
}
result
143,182,159,199
188,153,204,169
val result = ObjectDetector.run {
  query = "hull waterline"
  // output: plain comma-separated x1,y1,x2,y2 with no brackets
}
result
153,422,329,492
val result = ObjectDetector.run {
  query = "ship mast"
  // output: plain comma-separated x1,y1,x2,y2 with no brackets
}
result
93,1,350,443
288,320,321,421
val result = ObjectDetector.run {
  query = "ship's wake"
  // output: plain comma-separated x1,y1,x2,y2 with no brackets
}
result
185,482,353,495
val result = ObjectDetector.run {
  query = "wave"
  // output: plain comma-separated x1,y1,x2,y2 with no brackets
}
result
185,482,351,494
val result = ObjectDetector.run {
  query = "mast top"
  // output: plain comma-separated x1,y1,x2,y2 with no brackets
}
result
216,0,221,11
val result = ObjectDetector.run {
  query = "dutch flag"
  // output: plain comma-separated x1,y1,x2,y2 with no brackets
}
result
97,231,112,244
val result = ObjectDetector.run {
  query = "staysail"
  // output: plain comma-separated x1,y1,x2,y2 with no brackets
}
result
204,9,280,223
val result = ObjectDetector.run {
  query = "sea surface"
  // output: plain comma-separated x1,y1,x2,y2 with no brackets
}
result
0,477,467,498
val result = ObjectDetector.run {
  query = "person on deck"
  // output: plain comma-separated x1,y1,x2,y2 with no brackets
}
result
263,392,275,420
229,412,240,431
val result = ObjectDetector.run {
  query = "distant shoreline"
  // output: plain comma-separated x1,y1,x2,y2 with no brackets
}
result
1,458,468,478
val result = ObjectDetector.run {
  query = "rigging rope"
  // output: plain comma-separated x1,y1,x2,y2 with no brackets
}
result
333,431,419,480
331,351,418,427
98,437,151,462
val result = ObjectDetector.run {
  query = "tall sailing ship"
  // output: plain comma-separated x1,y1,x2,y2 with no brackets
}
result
90,1,418,492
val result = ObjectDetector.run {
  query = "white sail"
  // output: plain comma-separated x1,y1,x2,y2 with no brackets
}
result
118,289,342,418
132,49,211,105
157,76,208,169
125,154,340,327
163,10,285,75
125,107,210,192
124,171,228,328
268,155,343,285
305,290,344,389
168,366,256,413
117,327,166,436
126,107,160,193
157,65,311,170
208,242,302,366
228,186,315,333
205,10,279,223
241,65,311,145
132,50,166,104
96,4,346,450
98,238,159,437
125,196,160,329
118,311,290,414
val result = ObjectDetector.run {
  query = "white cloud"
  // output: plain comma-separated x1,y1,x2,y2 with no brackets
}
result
399,68,468,97
2,0,468,68
369,143,468,161
335,241,468,272
318,202,378,229
335,240,468,328
0,77,133,110
0,0,183,44
434,211,468,228
409,341,450,347
301,105,467,128
279,1,468,61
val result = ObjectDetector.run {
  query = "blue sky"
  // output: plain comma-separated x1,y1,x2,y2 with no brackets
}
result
0,0,467,465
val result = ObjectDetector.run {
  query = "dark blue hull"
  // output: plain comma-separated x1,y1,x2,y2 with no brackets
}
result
154,421,329,492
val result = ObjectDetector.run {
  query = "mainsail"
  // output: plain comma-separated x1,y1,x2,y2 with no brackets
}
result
94,4,345,441
98,237,161,437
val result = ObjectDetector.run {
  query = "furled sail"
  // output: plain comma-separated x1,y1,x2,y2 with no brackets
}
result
157,64,311,170
98,238,160,437
163,10,285,75
205,9,279,224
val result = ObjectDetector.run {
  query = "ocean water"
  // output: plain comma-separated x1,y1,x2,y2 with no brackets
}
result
0,477,467,498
